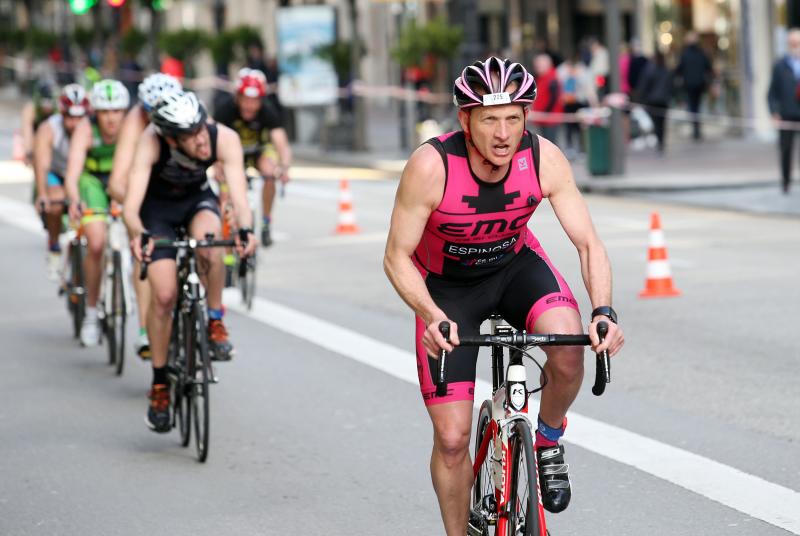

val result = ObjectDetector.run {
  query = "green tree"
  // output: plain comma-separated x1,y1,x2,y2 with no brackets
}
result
390,16,462,69
158,29,208,62
120,27,148,59
316,40,365,84
25,28,58,59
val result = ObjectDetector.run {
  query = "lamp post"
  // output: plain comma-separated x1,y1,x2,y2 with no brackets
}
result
349,0,366,151
604,0,626,175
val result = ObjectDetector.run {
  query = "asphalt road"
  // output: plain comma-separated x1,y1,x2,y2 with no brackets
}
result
1,175,798,536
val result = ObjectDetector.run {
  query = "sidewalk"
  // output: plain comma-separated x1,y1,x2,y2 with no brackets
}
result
295,132,782,193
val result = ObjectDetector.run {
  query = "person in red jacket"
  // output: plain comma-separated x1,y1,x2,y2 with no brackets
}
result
532,53,564,143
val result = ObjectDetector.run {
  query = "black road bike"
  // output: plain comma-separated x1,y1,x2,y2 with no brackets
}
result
140,230,246,462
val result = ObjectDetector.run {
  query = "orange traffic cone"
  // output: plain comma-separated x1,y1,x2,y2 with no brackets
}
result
335,179,359,235
639,212,681,298
12,131,25,161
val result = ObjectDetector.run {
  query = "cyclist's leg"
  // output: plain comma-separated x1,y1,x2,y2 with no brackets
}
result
186,196,223,312
257,151,277,245
140,196,182,367
131,254,151,330
44,173,65,251
497,245,581,513
427,400,474,536
146,258,178,370
78,173,110,309
144,256,177,432
497,245,582,432
416,275,497,536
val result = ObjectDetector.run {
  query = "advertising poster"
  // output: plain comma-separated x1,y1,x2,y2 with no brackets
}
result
277,5,339,107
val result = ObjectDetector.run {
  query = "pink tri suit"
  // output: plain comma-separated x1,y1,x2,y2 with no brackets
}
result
414,130,579,406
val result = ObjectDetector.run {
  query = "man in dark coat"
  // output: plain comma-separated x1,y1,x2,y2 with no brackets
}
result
768,28,800,194
675,32,711,140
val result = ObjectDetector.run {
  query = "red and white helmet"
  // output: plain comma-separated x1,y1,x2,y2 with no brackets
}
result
59,84,90,117
453,57,536,109
236,68,267,98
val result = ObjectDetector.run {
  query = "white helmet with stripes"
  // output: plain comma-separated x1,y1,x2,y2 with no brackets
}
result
91,79,130,111
150,91,207,138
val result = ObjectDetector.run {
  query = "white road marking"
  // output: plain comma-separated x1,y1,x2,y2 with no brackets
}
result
4,193,799,534
223,292,800,535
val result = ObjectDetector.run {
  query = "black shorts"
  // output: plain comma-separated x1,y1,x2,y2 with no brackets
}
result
415,245,579,406
140,187,221,262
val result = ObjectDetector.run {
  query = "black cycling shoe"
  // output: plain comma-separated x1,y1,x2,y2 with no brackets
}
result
146,384,171,433
537,444,571,513
260,223,273,247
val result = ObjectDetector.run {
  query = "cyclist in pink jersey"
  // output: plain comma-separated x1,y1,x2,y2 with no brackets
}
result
384,57,624,535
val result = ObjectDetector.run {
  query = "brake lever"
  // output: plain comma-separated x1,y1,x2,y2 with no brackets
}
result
435,321,450,398
591,321,610,396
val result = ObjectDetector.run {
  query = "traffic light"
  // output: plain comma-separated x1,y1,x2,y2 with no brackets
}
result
68,0,97,14
107,0,125,6
151,0,168,10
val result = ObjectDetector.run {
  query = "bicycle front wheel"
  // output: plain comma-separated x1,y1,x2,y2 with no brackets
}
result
69,241,85,339
191,303,211,463
239,253,257,310
507,420,542,536
111,251,126,375
170,309,191,447
474,400,496,516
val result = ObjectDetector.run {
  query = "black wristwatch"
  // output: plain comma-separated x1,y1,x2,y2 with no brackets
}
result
591,306,618,324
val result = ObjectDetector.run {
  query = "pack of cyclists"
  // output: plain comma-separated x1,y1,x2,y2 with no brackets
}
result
23,56,625,532
27,67,286,433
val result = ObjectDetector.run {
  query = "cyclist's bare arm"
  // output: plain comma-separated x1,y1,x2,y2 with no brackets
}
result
64,118,92,216
33,122,54,204
108,108,148,204
271,127,292,179
122,127,159,258
384,143,458,353
21,103,35,162
538,135,623,354
216,125,255,253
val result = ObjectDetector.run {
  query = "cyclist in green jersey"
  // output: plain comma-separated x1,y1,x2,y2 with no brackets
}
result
65,79,130,347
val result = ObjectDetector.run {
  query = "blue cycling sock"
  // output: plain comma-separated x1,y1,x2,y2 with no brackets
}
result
49,242,61,253
262,215,271,225
208,308,224,321
536,415,565,448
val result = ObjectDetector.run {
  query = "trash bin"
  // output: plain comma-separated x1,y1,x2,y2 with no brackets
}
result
577,107,612,176
586,124,611,176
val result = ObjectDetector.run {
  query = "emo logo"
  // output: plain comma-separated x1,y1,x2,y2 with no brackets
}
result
518,157,528,171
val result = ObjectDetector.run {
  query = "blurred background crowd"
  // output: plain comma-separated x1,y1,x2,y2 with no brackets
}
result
0,0,795,171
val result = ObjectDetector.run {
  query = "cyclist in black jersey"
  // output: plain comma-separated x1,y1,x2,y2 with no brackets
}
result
123,91,256,433
214,68,292,247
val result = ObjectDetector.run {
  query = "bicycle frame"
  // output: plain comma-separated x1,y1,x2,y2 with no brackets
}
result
471,317,547,535
99,216,134,320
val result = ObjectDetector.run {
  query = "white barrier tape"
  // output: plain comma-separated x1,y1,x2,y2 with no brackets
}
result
3,55,796,131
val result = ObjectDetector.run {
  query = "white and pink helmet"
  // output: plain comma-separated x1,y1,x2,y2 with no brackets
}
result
453,56,537,109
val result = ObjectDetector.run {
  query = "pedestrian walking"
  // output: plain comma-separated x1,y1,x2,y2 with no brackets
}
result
635,51,673,154
557,53,597,158
628,39,649,94
767,28,800,194
675,31,711,140
588,37,609,98
532,53,563,144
